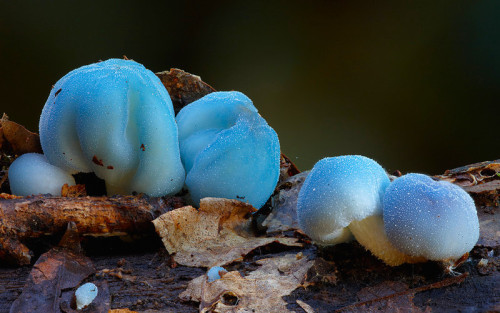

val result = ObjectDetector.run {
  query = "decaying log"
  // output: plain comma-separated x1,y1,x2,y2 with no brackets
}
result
0,195,183,265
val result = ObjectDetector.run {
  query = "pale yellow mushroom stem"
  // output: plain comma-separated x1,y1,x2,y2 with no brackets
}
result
349,215,426,266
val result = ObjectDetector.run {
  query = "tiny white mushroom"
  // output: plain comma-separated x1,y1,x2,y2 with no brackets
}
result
8,153,75,196
75,282,98,310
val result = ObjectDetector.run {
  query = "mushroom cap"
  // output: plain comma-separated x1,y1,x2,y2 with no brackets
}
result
8,153,75,196
75,282,98,310
207,266,228,282
383,173,479,261
297,155,390,245
176,91,280,209
39,59,185,196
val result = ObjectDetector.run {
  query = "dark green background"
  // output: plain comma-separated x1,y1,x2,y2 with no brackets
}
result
1,1,499,174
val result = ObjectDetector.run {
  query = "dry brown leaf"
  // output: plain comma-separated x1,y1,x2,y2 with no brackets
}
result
180,253,314,313
0,113,42,155
153,198,301,267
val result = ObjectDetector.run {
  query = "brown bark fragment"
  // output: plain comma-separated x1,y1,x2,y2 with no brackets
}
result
435,160,500,206
0,195,182,265
156,69,216,114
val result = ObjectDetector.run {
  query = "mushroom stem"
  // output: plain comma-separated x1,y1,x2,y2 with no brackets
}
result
349,215,426,266
314,227,354,246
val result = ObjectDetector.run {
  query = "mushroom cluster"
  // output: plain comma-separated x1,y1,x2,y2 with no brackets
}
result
7,58,480,270
297,155,480,267
8,59,280,209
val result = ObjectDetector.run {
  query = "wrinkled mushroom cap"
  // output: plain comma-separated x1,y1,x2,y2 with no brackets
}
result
39,59,185,196
176,91,280,209
383,173,479,261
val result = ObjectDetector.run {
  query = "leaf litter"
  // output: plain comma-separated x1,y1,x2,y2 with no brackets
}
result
153,197,301,268
180,253,314,313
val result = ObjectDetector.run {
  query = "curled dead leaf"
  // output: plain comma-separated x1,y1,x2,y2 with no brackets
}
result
0,113,42,155
153,198,302,267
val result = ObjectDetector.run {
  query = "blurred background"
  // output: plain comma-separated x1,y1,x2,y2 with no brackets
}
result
0,1,499,174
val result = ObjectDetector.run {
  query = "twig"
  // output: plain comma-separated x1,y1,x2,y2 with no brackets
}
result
335,272,469,312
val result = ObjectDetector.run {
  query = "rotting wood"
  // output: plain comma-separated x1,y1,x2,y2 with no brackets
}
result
0,195,184,265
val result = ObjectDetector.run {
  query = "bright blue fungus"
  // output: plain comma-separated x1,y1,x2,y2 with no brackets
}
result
207,266,228,282
297,155,390,246
8,153,75,196
383,173,479,261
38,59,185,197
176,91,280,209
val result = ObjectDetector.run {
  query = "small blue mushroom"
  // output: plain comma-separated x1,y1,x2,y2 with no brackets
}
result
207,266,228,282
8,153,75,196
297,155,423,265
383,173,479,262
38,59,185,196
75,282,98,310
176,91,280,209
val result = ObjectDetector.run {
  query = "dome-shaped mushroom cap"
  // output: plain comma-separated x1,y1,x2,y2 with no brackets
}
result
8,153,75,196
39,59,185,197
297,155,390,244
176,91,280,209
207,266,228,282
383,173,479,261
75,282,98,310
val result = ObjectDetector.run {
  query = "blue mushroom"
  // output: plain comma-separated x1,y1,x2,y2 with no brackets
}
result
297,155,424,265
176,91,280,209
8,153,76,196
38,59,185,196
383,173,479,262
207,266,228,282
